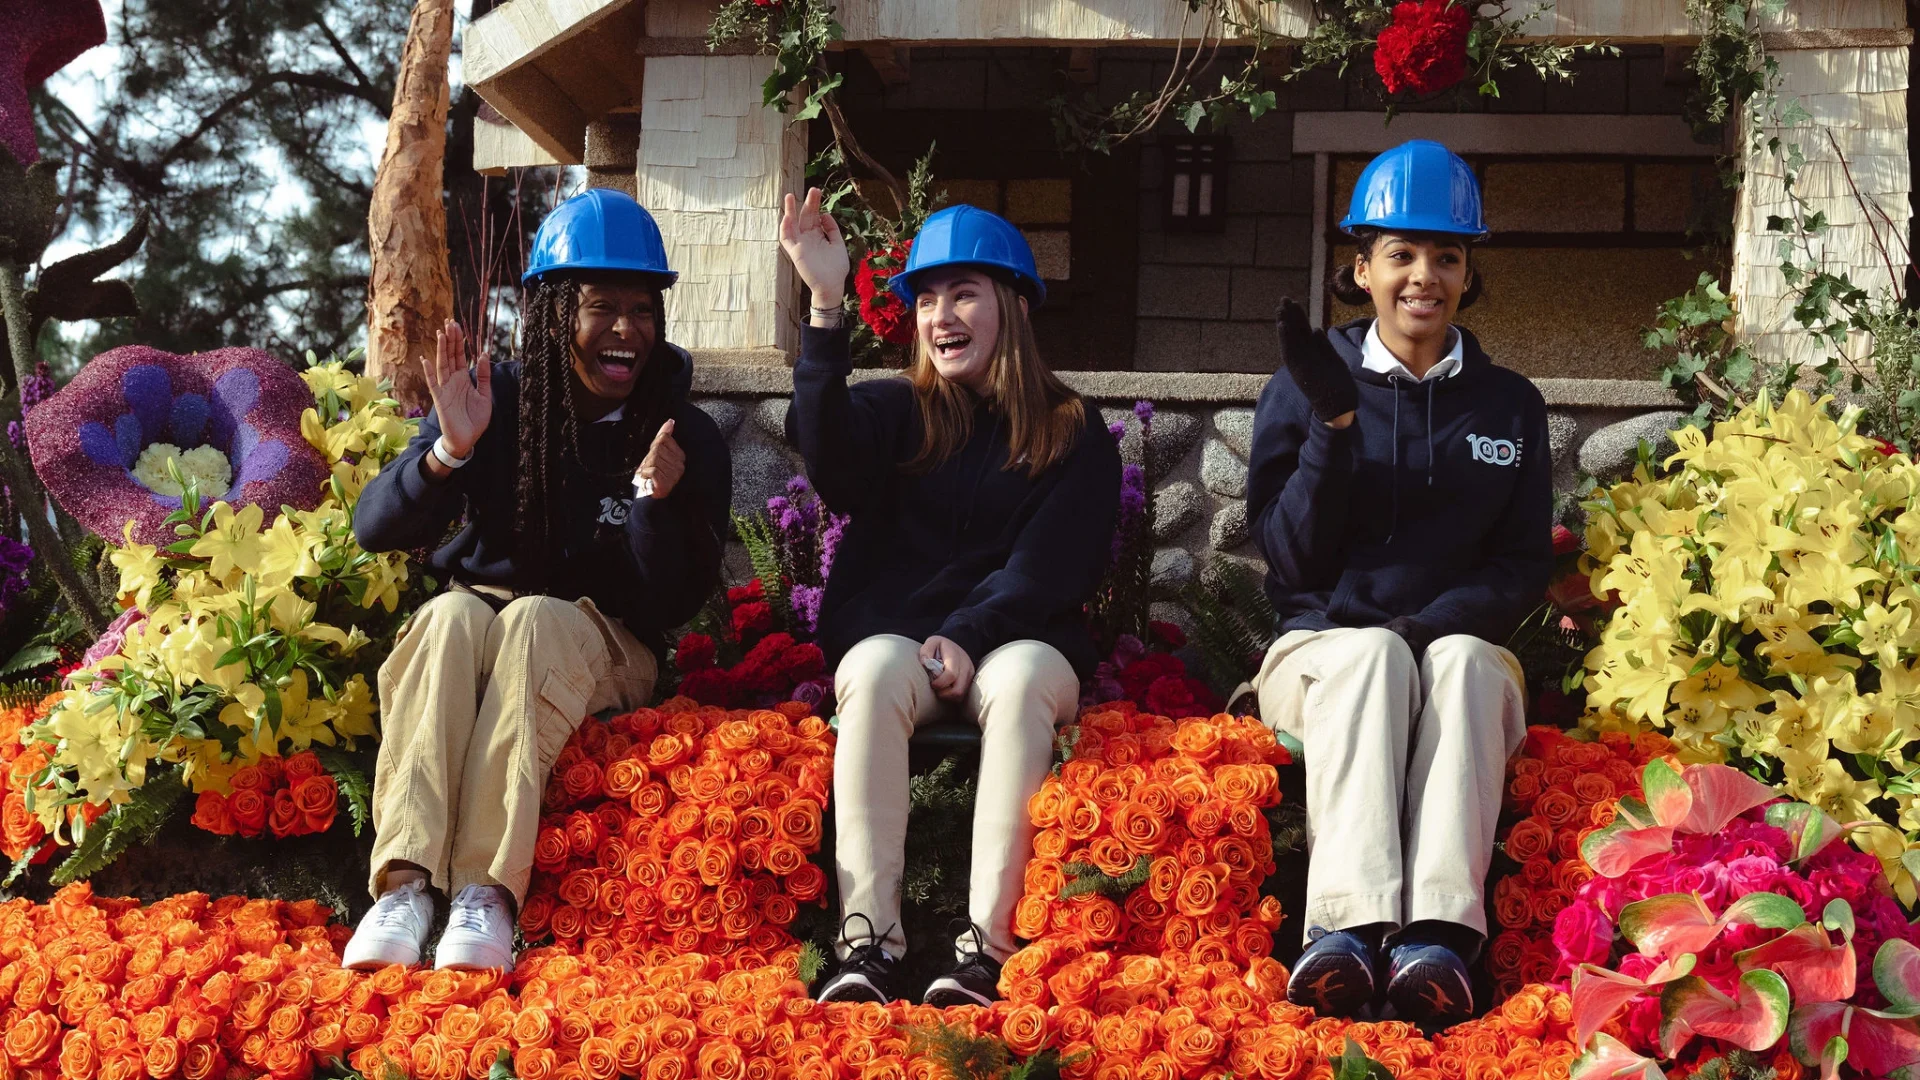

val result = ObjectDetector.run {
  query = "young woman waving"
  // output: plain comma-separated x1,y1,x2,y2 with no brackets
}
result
779,193,1120,1007
1247,140,1550,1025
342,190,731,973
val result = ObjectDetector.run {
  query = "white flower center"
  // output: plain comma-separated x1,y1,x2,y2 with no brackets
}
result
131,443,234,498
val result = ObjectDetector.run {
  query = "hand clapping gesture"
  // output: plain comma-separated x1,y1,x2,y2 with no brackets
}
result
423,320,492,459
780,188,852,309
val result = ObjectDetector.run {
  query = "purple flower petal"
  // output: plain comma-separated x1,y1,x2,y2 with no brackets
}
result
78,421,122,468
210,368,260,450
113,413,143,465
121,364,172,443
169,392,209,445
227,437,289,497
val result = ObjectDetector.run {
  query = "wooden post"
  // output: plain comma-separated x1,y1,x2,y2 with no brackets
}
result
367,0,456,413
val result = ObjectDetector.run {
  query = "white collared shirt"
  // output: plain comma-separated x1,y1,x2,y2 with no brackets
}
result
1361,320,1463,383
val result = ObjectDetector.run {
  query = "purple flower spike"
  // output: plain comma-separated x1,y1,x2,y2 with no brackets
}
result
1107,421,1126,443
0,1,106,165
1133,400,1155,427
25,345,330,545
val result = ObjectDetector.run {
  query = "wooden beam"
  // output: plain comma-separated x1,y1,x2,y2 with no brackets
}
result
471,112,563,175
473,64,592,164
859,43,912,86
1067,47,1096,84
1293,112,1724,157
463,0,637,85
1761,27,1913,48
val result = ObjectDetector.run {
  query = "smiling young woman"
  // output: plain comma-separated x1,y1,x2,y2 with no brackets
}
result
342,189,732,976
777,193,1120,1009
1245,140,1550,1027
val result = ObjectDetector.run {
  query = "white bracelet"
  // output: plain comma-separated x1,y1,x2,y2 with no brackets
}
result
432,436,473,469
809,304,845,328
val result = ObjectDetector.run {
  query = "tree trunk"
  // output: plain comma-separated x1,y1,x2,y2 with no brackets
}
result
366,0,456,414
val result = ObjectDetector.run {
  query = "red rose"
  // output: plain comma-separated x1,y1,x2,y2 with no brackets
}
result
1547,570,1599,613
1148,620,1187,650
292,775,338,834
731,602,774,640
267,788,302,838
854,242,915,347
282,751,325,784
228,788,268,838
674,633,717,672
190,791,237,837
1117,652,1187,704
1551,524,1580,556
679,669,734,707
1373,0,1472,96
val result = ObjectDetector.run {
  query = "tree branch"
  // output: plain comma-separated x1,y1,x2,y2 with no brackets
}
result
314,17,383,102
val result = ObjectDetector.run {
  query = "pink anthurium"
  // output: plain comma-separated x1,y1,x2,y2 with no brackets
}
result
1569,1033,1667,1080
1876,939,1920,1017
1678,763,1779,835
1658,969,1792,1058
1619,891,1807,962
1791,1001,1920,1080
1574,954,1698,1049
1767,802,1848,864
1734,922,1855,1005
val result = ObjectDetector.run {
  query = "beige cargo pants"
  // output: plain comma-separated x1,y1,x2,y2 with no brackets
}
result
369,590,657,904
832,634,1080,963
1254,626,1526,943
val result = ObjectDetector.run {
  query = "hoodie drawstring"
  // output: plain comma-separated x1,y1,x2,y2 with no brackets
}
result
1426,378,1437,488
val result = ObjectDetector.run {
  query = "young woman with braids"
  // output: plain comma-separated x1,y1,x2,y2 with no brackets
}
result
779,191,1120,1007
343,190,731,973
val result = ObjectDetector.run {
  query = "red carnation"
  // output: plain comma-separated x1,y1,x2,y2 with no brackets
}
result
1116,652,1187,704
731,602,774,640
1373,0,1472,97
1551,524,1580,556
1148,620,1187,650
679,669,735,707
854,242,915,347
674,633,718,672
728,579,766,606
780,643,825,682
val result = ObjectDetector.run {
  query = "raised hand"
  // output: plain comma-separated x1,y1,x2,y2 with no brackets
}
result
636,419,684,500
423,320,492,457
1275,299,1357,426
779,188,851,308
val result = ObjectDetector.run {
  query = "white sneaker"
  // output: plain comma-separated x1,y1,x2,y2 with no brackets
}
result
435,885,516,972
341,879,433,970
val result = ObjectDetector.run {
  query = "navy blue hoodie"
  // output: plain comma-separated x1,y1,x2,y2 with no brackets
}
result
354,346,731,658
787,325,1121,678
1246,319,1552,644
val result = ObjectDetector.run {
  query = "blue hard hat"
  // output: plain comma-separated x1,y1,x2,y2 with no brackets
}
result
1340,140,1487,238
523,188,678,286
890,204,1047,309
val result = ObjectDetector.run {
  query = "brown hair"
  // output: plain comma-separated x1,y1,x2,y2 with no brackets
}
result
1330,228,1485,310
906,277,1085,478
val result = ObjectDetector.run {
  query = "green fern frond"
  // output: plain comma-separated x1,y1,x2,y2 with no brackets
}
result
3,841,42,887
731,510,790,629
796,941,828,986
0,678,58,709
1007,1049,1077,1080
1177,557,1277,695
51,766,188,885
315,747,373,837
1059,856,1151,900
907,1021,1013,1080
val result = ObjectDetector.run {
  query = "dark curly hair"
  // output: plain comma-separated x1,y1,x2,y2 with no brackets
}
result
1330,227,1485,310
513,272,678,591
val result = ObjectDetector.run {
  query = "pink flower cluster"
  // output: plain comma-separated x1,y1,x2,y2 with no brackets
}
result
1552,806,1919,1052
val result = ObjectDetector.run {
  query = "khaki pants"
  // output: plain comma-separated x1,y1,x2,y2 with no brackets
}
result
369,591,657,904
1254,627,1526,944
832,634,1079,963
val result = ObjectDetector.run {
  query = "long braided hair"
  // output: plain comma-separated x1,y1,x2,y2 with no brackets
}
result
513,272,678,591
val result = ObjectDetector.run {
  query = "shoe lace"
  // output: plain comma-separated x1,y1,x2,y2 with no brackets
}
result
448,887,505,934
838,912,897,969
370,886,423,929
948,919,996,968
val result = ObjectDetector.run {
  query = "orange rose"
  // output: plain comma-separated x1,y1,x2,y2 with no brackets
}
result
179,1045,225,1080
512,1007,555,1049
1493,877,1534,930
1132,1050,1180,1080
6,1010,59,1064
58,1030,97,1080
775,800,822,848
1535,788,1579,827
1109,802,1164,854
292,774,338,833
266,788,302,838
283,750,325,783
630,782,670,818
1078,895,1124,943
228,788,267,837
696,840,737,886
1147,856,1181,903
228,764,270,792
1033,829,1070,860
142,1036,183,1079
265,1003,306,1043
786,863,826,903
1000,1005,1049,1057
1503,816,1552,862
515,1048,558,1080
1175,864,1226,918
1182,802,1225,838
764,842,806,878
0,791,46,856
1166,1021,1222,1074
644,1054,687,1080
1086,836,1137,878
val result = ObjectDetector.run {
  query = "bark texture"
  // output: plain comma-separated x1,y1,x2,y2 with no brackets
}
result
366,0,456,413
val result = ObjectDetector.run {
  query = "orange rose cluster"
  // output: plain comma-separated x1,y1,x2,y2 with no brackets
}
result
516,699,833,970
1486,725,1671,1000
0,693,60,865
188,751,339,840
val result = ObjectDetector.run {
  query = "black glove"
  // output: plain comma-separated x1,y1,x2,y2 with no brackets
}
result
1384,616,1437,661
1275,298,1358,423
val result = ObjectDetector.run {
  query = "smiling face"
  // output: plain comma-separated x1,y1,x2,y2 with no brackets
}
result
570,280,659,405
1354,232,1472,348
913,267,1026,395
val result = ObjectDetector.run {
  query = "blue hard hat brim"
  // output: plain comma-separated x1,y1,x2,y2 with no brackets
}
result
521,262,681,287
888,261,1047,309
1338,214,1488,239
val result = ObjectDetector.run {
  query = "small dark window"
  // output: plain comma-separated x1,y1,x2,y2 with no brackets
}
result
1165,135,1230,234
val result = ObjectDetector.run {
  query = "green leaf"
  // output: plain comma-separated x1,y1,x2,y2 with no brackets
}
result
796,941,827,986
50,767,189,885
1331,1038,1395,1080
3,841,43,887
315,747,373,837
488,1050,516,1080
0,645,60,679
1059,856,1152,900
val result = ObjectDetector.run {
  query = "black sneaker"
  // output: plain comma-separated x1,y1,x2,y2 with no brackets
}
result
925,952,1002,1008
1385,943,1474,1027
1286,926,1380,1017
816,914,900,1003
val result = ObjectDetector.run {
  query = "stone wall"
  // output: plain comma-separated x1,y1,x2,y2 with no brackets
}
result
688,372,1682,590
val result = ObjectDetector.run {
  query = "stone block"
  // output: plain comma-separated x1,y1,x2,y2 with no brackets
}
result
696,398,747,439
1102,407,1201,481
752,397,790,442
1627,51,1691,114
1228,111,1293,162
1202,439,1247,498
1199,321,1281,373
730,433,804,520
1213,408,1255,460
1138,265,1231,319
1151,547,1196,589
1276,65,1347,111
1143,220,1258,266
1154,481,1204,543
883,58,987,111
985,52,1057,110
1231,268,1309,322
1577,411,1689,480
1135,320,1205,370
1256,215,1314,267
1210,501,1248,551
1097,58,1156,108
1008,179,1073,225
1486,67,1548,113
1547,411,1579,470
1228,162,1294,215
